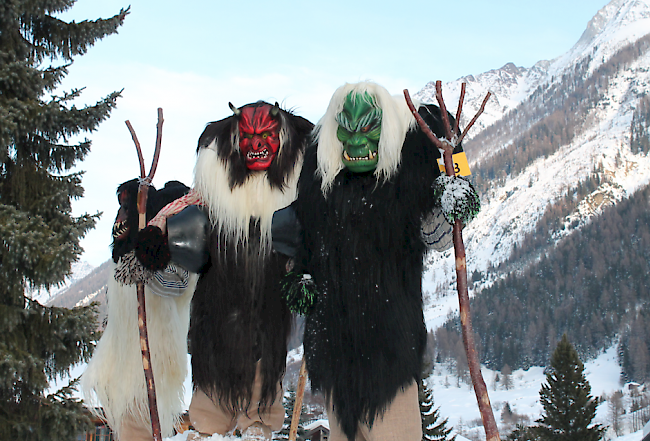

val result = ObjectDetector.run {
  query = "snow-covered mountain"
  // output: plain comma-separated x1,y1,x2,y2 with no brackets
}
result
418,0,650,331
416,1,650,435
28,260,96,305
416,0,650,146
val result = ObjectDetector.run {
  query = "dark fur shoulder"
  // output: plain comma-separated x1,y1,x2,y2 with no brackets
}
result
111,179,190,262
415,103,463,154
154,181,190,212
266,110,313,190
197,118,233,152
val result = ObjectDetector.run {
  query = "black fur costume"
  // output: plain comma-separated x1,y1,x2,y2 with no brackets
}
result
189,102,313,412
111,179,189,262
294,95,458,440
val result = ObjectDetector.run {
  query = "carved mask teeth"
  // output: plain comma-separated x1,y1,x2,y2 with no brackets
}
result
247,148,269,159
343,150,377,161
112,221,128,238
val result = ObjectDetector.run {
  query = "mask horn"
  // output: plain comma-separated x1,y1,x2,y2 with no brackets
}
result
271,102,280,117
229,102,241,117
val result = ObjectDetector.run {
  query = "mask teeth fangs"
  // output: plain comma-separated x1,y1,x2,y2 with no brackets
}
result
112,220,128,238
343,150,376,161
247,149,269,159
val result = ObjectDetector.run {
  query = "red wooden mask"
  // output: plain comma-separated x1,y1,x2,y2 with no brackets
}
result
238,104,281,170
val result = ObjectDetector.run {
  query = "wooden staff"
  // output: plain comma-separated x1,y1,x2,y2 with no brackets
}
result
125,108,164,441
289,357,308,441
404,85,500,441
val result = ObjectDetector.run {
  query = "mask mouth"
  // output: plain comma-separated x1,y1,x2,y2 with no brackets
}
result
112,219,129,241
246,148,270,160
342,147,379,173
245,147,276,170
343,150,377,162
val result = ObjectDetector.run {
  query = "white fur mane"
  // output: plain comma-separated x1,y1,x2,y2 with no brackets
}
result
193,143,302,252
314,81,419,195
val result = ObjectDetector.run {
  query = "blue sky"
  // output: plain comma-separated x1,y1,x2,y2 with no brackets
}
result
56,0,611,267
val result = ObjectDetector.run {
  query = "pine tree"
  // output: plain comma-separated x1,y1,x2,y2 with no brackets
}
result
608,391,624,436
502,364,513,390
533,334,604,441
507,424,538,441
275,385,308,440
419,378,456,441
501,402,514,426
0,1,128,439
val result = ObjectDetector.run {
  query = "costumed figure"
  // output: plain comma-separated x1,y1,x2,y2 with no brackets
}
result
81,179,200,441
287,82,480,441
141,101,313,440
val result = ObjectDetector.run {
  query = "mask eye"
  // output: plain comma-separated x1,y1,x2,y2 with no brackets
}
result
262,132,268,139
337,126,351,140
361,125,371,133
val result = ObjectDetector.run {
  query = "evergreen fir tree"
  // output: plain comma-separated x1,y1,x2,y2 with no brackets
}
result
418,378,456,441
0,1,128,439
501,402,514,425
502,364,513,390
507,424,538,441
533,334,604,441
275,385,308,440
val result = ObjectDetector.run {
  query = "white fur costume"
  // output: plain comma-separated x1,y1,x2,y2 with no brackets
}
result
81,262,197,439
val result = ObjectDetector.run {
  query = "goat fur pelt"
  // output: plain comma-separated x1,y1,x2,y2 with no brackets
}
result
81,262,197,439
294,83,457,441
189,102,313,411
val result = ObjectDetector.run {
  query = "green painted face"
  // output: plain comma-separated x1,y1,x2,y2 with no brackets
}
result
336,91,382,173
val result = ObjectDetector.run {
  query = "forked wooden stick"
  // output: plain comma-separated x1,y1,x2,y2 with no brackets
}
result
404,84,499,441
289,358,308,441
125,108,164,441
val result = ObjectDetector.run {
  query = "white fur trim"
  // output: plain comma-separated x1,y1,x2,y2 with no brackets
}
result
314,82,419,194
193,145,302,253
81,261,197,438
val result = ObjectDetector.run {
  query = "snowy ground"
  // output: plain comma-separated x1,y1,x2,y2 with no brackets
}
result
54,342,646,441
424,344,641,440
178,342,645,440
161,343,645,441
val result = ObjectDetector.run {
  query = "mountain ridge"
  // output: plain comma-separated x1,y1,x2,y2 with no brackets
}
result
419,0,650,380
420,0,650,278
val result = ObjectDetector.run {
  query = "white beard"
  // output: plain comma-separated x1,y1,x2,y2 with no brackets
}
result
81,261,197,438
193,145,303,254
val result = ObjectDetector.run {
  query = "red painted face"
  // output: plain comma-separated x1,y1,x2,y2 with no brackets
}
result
238,105,281,170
